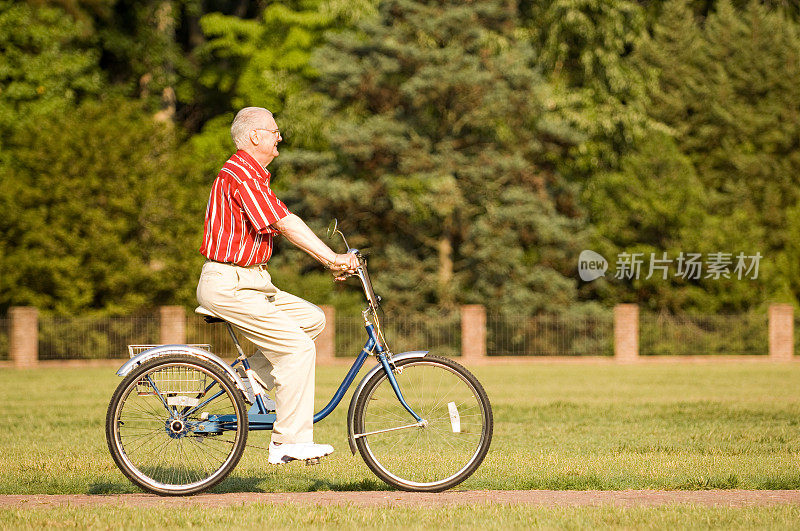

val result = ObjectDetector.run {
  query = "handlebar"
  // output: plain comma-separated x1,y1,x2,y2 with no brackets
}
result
326,220,388,349
333,245,387,350
331,249,362,280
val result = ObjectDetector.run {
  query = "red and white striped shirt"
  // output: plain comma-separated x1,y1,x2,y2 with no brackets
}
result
200,150,292,266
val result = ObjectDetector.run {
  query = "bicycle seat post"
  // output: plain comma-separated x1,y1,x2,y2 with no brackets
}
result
224,322,247,360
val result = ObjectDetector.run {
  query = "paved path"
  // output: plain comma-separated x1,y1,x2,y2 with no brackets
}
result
2,490,800,509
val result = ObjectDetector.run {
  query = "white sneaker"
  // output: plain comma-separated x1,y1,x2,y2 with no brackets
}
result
268,442,334,464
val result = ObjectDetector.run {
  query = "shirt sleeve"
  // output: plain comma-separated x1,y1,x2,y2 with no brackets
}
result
233,179,292,234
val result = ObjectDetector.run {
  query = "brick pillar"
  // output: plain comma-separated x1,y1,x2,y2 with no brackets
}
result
769,304,794,361
159,306,186,344
614,304,639,362
461,305,486,361
316,305,336,362
10,306,38,368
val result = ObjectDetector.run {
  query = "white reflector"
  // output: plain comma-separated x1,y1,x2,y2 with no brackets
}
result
448,402,461,433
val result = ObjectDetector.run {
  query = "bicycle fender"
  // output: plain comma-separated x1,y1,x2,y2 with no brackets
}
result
116,344,254,404
346,350,429,455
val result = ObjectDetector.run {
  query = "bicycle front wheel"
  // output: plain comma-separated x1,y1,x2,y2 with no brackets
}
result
105,354,249,495
353,355,492,491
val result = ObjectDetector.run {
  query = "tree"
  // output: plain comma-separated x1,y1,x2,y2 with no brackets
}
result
189,0,377,171
525,0,653,175
0,98,207,315
0,1,103,150
580,131,710,311
635,0,800,310
280,0,588,316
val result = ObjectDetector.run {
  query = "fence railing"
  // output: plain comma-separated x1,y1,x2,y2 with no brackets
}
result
640,312,768,356
336,312,461,358
1,304,795,364
488,314,614,356
0,318,8,361
38,316,159,360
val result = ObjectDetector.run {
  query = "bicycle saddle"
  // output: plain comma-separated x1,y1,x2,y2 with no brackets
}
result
195,305,226,324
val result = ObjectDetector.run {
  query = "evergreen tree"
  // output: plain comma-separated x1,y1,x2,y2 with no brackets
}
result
525,0,653,174
282,0,588,316
190,0,376,173
636,0,800,310
581,131,709,311
0,98,206,315
0,1,103,148
522,1,695,310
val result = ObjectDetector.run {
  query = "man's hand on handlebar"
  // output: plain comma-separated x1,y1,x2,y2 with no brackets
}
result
329,253,359,281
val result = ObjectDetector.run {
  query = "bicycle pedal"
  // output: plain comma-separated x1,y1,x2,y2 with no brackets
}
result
305,457,321,466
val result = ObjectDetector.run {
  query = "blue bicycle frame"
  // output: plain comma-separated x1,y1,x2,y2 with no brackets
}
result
186,322,422,434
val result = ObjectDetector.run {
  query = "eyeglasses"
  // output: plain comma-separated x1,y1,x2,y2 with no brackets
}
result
254,128,281,137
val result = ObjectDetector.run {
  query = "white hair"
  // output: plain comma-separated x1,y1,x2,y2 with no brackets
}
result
230,107,273,149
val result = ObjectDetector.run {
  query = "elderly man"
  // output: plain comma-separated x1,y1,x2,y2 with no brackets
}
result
197,107,358,464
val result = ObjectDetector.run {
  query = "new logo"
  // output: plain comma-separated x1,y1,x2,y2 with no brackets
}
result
578,250,608,282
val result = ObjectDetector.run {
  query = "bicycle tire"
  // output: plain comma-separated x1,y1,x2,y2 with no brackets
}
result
352,355,492,492
105,354,249,495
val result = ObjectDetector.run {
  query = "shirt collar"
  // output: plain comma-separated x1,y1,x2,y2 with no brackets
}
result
234,150,271,183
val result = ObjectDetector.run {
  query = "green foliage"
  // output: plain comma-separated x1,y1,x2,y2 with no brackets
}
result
630,0,800,311
283,0,588,316
526,0,654,172
582,131,712,310
0,1,103,144
521,1,703,311
2,0,800,319
191,0,376,161
0,97,206,315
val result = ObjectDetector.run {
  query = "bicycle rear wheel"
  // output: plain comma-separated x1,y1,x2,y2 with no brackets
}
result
353,355,492,491
105,354,249,495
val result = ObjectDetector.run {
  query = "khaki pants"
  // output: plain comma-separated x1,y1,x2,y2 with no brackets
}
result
196,260,325,444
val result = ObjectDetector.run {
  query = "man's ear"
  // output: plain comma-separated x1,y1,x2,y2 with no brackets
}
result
250,130,259,145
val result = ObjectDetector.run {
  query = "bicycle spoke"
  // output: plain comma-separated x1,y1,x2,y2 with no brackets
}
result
110,359,246,492
357,358,490,489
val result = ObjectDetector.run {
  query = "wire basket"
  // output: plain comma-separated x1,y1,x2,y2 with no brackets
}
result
127,344,213,397
137,365,210,397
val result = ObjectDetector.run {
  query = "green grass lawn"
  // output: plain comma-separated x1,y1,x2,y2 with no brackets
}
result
1,362,800,494
2,504,800,530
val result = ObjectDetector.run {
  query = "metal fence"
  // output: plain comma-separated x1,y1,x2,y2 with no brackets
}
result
487,313,614,356
0,309,781,360
0,318,8,361
795,315,800,356
335,312,615,357
336,312,461,357
38,315,160,360
640,312,768,356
